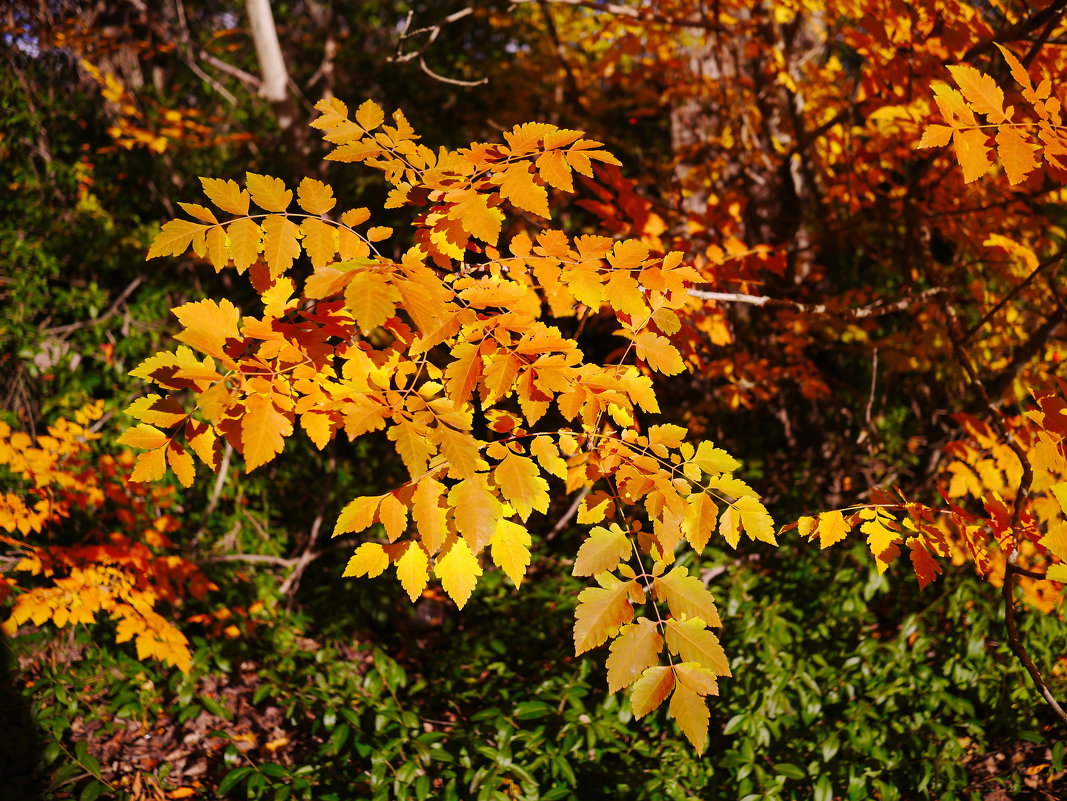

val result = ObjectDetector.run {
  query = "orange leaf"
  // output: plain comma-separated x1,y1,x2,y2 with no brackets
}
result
653,566,721,627
493,452,549,522
606,618,662,693
952,128,992,183
573,574,636,654
200,177,249,215
498,163,550,218
573,524,631,577
664,618,730,676
631,665,674,718
246,173,292,212
947,64,1006,122
240,393,293,471
996,127,1038,185
633,331,685,375
296,177,337,215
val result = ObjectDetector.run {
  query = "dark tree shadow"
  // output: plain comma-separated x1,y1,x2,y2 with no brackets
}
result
0,635,46,801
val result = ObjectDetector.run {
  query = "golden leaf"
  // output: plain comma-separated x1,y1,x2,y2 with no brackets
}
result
355,99,385,131
631,665,675,718
573,524,631,577
261,215,301,279
166,442,195,487
653,566,721,627
953,128,992,183
606,618,662,693
246,173,292,212
682,492,718,554
173,298,240,362
343,543,389,578
334,494,383,537
227,218,261,273
995,127,1038,185
412,477,449,554
301,219,338,268
240,393,293,471
947,64,1007,123
296,177,337,215
490,517,531,586
435,538,482,608
345,270,399,334
147,219,207,260
633,331,685,375
396,542,430,602
573,573,636,654
493,452,549,522
669,664,717,752
498,162,550,218
200,177,249,215
664,618,730,676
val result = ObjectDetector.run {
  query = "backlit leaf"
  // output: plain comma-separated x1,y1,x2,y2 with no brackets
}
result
573,524,631,577
435,538,482,608
606,618,662,693
631,665,674,718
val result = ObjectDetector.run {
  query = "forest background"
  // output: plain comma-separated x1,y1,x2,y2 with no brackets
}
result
4,0,1067,799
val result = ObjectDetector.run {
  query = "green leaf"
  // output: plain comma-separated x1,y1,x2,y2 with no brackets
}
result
217,766,254,796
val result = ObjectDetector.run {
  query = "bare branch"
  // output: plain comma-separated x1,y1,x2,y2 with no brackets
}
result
688,286,947,319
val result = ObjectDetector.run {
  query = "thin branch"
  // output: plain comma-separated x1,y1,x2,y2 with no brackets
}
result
198,51,262,91
419,56,488,87
46,276,144,336
961,248,1066,344
545,485,591,542
688,286,947,318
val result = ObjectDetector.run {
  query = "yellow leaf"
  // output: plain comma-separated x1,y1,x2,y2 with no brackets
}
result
450,477,503,553
498,162,550,218
117,424,169,451
345,270,399,334
355,99,385,130
296,177,337,215
947,64,1006,122
530,436,568,480
178,202,218,224
300,411,334,450
412,477,449,554
535,149,573,192
167,442,195,487
653,566,721,627
573,574,636,654
388,420,436,477
130,446,167,483
683,492,718,554
437,426,483,481
719,495,776,546
1047,564,1067,583
200,177,250,215
301,219,338,268
147,219,207,260
261,215,301,279
448,191,504,244
633,331,685,375
669,679,710,752
240,393,293,471
343,546,390,575
246,172,292,212
861,516,901,573
664,618,730,676
815,510,850,549
173,298,240,362
205,224,228,271
435,538,482,608
918,124,953,149
631,665,674,718
490,518,532,586
493,452,549,522
995,43,1034,94
953,128,992,183
606,618,662,693
443,341,484,404
670,664,717,752
378,492,409,541
227,217,261,273
996,127,1038,185
334,494,383,537
396,542,430,601
573,524,631,577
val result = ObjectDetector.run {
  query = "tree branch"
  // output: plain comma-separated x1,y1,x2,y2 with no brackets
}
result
688,286,947,318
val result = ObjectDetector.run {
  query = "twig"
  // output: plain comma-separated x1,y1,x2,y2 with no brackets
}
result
390,7,488,86
46,276,144,336
544,486,590,542
688,286,947,319
961,248,1066,344
198,51,262,91
279,510,325,601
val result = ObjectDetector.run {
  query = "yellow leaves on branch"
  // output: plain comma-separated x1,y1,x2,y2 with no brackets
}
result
130,98,779,752
920,47,1056,185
